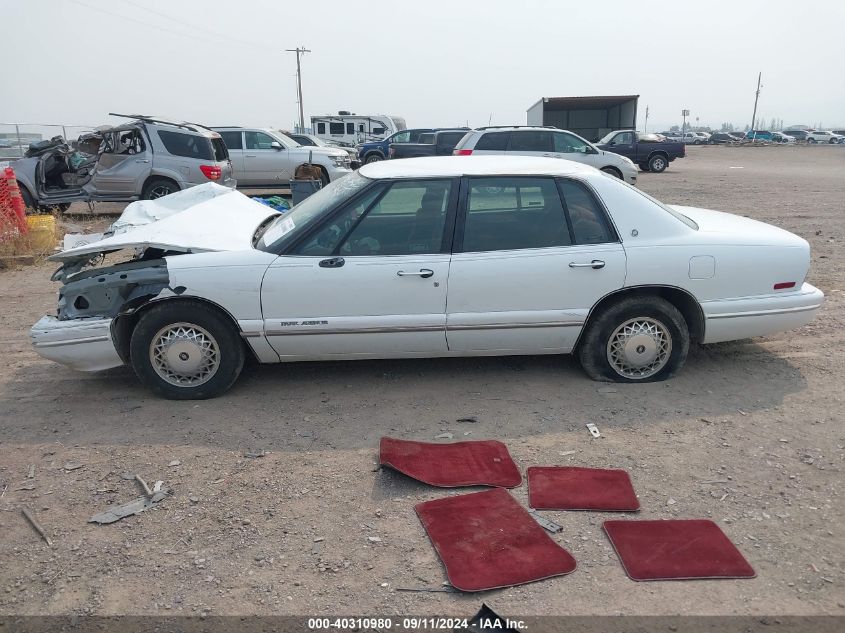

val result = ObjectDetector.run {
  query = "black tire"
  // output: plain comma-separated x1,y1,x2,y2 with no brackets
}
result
638,163,650,172
315,166,330,187
577,296,689,383
364,153,383,164
18,183,36,211
141,178,179,200
648,153,668,173
129,301,245,400
694,139,701,145
600,166,623,179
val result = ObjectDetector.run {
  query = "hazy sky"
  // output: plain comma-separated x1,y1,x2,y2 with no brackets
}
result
2,0,843,134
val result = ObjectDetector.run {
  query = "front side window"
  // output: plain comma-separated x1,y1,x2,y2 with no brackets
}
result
463,177,570,252
558,180,614,245
391,131,411,143
615,132,634,144
553,132,589,153
294,180,453,256
245,131,276,150
219,131,243,150
508,131,552,152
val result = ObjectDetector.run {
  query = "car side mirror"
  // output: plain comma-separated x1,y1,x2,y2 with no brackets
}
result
584,146,597,154
271,141,283,150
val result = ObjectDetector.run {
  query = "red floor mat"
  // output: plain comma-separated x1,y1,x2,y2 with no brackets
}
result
527,466,640,511
415,488,577,592
379,437,522,488
603,519,756,581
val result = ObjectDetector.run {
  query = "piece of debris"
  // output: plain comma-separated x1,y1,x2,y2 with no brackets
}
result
168,460,181,467
153,480,164,493
244,451,267,459
27,464,35,479
456,416,478,423
395,586,458,593
528,510,563,534
63,461,84,471
738,409,748,416
89,488,170,524
667,498,677,505
134,474,154,498
597,386,618,394
120,472,135,480
586,423,601,438
434,432,454,440
700,479,729,485
189,495,200,503
468,603,520,632
558,450,576,457
22,507,52,546
368,536,382,543
14,482,36,491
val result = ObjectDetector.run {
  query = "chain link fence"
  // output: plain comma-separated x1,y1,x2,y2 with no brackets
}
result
0,123,97,160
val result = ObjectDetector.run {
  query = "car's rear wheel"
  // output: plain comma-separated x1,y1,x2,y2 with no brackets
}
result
364,153,383,164
142,178,179,200
129,301,245,399
600,166,623,179
648,154,668,172
578,296,689,383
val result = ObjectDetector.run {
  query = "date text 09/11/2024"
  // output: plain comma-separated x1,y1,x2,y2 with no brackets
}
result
306,616,528,630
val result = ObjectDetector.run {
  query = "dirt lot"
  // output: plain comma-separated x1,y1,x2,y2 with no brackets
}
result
0,145,843,619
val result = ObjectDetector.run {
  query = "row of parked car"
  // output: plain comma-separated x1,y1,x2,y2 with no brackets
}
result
659,129,845,144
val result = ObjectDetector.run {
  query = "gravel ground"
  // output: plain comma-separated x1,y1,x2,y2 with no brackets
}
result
0,144,843,619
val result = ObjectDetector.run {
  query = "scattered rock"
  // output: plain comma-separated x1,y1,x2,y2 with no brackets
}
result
434,432,453,440
63,461,84,471
169,460,181,467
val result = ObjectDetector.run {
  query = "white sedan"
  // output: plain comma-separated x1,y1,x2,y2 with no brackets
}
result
31,156,824,399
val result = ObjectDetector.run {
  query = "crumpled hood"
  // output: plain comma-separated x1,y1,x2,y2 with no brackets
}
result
50,183,279,263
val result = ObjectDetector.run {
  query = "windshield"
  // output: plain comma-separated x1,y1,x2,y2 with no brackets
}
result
256,172,372,252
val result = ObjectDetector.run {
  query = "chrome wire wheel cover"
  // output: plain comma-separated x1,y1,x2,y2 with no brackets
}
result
606,317,672,379
149,322,220,387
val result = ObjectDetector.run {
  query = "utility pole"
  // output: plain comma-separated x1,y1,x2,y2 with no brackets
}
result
750,71,762,138
286,47,311,132
644,105,649,132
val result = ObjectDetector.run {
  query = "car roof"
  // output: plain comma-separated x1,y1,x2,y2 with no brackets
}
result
359,155,595,180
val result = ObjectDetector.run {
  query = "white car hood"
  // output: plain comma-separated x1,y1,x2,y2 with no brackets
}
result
290,146,347,159
50,183,279,263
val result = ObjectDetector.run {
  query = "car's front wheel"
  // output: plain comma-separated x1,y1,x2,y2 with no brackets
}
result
577,296,689,383
364,153,383,164
600,166,623,179
129,301,245,399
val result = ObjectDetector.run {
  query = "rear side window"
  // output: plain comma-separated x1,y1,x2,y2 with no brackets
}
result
508,131,552,152
437,132,465,147
475,131,509,151
558,180,614,245
418,133,435,143
463,177,571,252
219,131,243,150
211,138,229,161
157,130,213,160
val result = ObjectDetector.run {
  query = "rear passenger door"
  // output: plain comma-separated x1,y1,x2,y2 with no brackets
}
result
446,176,626,353
218,131,245,180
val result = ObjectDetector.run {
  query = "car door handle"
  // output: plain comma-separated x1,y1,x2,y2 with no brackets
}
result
397,269,434,278
135,159,150,163
319,257,345,268
569,260,606,269
245,154,257,158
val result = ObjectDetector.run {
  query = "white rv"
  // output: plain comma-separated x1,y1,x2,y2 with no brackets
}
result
310,112,406,145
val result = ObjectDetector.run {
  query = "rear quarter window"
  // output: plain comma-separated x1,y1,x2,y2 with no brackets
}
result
158,130,213,160
475,132,510,151
211,138,229,161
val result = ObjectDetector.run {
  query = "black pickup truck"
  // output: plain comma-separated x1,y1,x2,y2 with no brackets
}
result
594,130,685,173
388,129,469,159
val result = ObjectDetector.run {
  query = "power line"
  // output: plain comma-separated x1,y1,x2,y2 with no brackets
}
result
115,0,274,51
67,0,274,52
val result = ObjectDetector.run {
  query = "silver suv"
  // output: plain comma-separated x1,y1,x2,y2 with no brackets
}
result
13,115,235,210
213,127,352,186
453,126,637,185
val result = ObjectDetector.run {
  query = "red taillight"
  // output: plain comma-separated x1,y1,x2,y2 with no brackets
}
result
774,282,796,290
453,149,473,156
200,165,222,180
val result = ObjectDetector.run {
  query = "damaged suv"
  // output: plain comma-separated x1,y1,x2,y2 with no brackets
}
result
14,114,234,210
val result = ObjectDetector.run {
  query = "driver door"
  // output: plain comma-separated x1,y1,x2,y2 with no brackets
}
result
244,131,291,185
260,179,458,359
